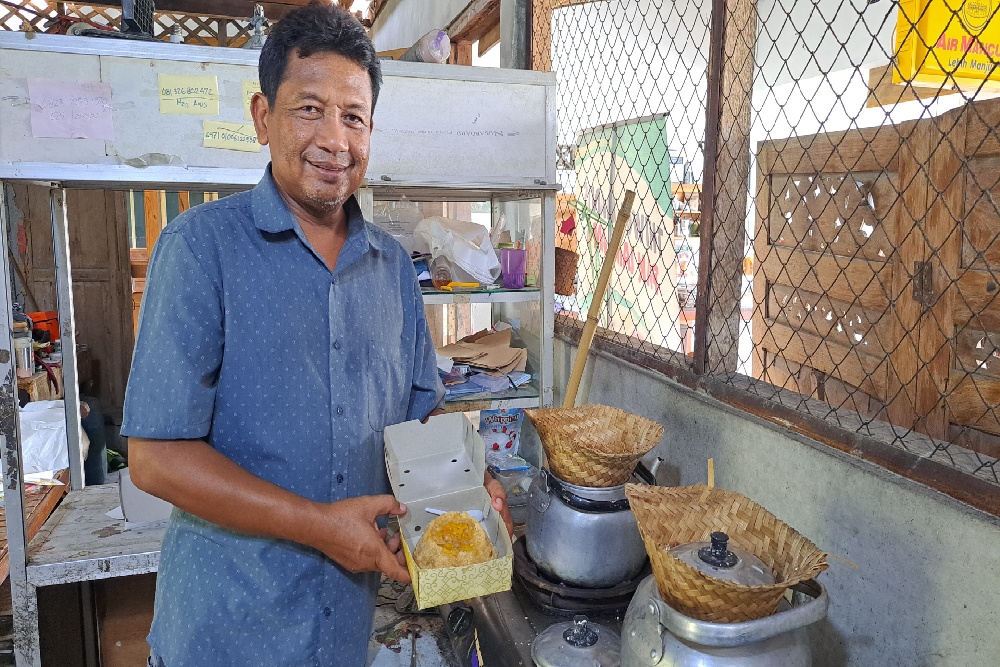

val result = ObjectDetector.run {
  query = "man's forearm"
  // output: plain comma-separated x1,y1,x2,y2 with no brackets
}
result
128,437,324,549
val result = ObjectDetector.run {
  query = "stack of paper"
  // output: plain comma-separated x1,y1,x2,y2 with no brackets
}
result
437,329,528,374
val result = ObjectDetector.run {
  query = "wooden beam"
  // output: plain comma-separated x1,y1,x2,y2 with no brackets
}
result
103,0,308,21
454,40,473,66
479,21,500,55
448,0,501,43
697,0,758,374
866,64,958,109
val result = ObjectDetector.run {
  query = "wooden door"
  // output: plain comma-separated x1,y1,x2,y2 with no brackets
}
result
9,185,134,422
753,99,1000,460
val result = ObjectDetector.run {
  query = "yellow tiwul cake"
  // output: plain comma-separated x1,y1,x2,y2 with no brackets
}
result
413,512,497,569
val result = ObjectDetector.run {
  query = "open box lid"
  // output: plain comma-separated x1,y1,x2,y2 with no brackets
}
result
384,413,486,506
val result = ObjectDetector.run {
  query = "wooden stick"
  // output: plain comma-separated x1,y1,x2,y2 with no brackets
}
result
562,190,636,409
699,458,715,503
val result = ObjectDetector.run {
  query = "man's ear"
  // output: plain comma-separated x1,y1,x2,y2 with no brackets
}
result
250,92,270,147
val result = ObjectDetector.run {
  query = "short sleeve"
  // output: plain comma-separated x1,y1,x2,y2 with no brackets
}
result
121,227,224,440
406,266,445,420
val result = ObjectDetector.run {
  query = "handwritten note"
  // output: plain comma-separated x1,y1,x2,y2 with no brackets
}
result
242,80,261,120
159,74,219,115
203,121,260,152
27,79,114,140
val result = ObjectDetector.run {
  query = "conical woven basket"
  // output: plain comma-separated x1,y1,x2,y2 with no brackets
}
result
625,483,828,623
525,405,663,487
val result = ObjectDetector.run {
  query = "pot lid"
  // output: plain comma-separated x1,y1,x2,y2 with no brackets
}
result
668,531,775,586
530,615,621,667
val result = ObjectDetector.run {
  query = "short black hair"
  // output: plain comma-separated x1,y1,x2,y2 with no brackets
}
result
259,3,382,112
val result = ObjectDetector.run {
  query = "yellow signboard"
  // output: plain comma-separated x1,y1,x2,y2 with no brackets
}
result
158,74,219,115
202,121,260,152
242,80,261,120
895,0,1000,89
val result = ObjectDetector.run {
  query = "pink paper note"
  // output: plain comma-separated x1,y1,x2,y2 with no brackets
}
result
28,78,115,141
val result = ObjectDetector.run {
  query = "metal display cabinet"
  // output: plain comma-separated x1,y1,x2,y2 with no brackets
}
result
367,186,555,412
0,32,555,666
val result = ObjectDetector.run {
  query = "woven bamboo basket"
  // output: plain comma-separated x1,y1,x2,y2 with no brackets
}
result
554,247,579,296
625,483,828,623
525,405,663,487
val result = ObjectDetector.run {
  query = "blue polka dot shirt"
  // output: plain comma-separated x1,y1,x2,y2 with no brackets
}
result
122,166,444,666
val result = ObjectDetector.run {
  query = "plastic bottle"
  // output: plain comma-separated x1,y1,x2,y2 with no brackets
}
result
430,256,454,289
399,30,451,64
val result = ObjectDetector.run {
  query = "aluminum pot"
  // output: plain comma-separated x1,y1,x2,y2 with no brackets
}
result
526,468,647,589
621,574,828,667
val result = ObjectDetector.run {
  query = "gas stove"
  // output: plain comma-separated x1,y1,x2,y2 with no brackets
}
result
439,538,646,666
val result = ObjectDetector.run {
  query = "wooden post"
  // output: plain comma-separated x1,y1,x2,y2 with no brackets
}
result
143,191,162,251
531,0,552,71
695,0,758,375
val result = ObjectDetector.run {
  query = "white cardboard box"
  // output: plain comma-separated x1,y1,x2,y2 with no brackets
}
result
384,413,513,609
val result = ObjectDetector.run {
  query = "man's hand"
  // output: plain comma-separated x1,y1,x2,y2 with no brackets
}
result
485,472,514,539
307,495,411,583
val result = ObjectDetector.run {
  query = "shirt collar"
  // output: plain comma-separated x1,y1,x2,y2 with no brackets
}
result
251,165,382,252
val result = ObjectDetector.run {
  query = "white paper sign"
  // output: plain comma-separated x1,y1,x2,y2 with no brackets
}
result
27,78,115,140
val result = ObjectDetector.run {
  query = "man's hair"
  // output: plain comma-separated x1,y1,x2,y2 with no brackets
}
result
258,3,382,112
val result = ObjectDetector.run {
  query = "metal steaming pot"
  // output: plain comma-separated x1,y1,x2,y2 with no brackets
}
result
620,575,829,666
526,468,648,589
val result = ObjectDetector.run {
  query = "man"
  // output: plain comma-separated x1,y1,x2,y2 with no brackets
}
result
123,6,511,666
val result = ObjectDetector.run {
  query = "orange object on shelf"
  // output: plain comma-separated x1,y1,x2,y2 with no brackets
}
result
27,311,59,342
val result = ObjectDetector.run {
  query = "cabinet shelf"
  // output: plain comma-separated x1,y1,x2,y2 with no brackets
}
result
420,287,541,305
443,379,542,412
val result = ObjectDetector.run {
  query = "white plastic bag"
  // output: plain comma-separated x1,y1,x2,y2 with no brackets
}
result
19,400,89,474
413,216,501,285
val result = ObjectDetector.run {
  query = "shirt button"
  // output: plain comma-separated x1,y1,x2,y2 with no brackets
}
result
333,340,341,350
337,406,344,415
337,474,344,484
323,607,332,617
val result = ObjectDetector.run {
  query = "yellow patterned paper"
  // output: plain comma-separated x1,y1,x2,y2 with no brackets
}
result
402,539,513,610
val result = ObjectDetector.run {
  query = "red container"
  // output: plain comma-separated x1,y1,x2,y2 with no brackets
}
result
27,311,59,342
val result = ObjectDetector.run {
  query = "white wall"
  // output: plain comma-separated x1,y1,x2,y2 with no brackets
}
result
370,0,470,51
553,335,1000,667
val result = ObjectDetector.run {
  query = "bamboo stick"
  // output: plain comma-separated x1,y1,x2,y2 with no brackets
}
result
562,190,636,408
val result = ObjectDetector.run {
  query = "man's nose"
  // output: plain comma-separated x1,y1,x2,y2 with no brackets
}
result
316,114,349,153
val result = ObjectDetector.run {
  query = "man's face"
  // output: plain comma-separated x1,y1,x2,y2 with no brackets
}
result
252,51,373,218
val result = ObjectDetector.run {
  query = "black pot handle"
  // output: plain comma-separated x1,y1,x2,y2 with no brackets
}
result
545,469,631,513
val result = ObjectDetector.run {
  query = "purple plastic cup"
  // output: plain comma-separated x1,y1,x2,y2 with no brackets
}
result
500,248,527,289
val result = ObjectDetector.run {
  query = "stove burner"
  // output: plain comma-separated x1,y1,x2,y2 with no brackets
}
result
512,539,649,616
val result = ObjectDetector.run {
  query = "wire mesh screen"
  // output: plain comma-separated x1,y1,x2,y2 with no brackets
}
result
538,0,1000,489
536,0,711,361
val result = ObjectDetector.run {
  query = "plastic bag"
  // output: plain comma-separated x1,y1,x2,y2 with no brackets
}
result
19,400,89,474
413,216,501,285
373,197,423,255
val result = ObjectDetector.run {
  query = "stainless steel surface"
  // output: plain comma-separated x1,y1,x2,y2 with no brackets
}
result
0,32,557,84
668,533,775,587
49,188,85,491
526,470,647,588
442,575,628,667
531,616,621,667
621,575,828,666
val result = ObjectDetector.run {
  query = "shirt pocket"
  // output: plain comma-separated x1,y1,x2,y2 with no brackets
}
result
366,339,409,433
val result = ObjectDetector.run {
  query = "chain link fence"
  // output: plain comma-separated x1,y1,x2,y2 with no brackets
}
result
539,0,1000,493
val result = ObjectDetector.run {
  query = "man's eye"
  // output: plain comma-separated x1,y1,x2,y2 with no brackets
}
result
300,106,321,114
